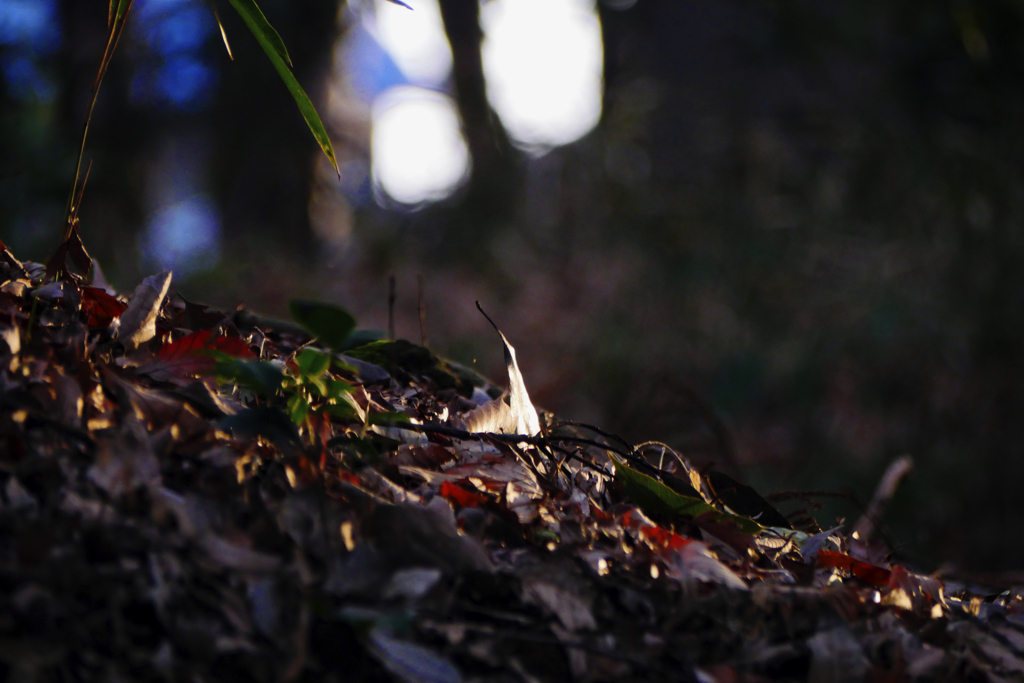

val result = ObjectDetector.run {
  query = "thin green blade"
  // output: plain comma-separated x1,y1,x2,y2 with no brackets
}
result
113,0,132,25
227,0,339,176
226,0,291,66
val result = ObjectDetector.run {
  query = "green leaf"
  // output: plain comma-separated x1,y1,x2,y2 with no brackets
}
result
226,0,339,175
609,454,761,535
327,379,353,399
323,401,359,421
215,357,284,396
296,348,331,378
367,411,411,426
219,407,302,452
289,300,357,351
286,392,311,425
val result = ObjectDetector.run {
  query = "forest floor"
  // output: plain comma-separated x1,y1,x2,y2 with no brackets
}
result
1,236,1023,683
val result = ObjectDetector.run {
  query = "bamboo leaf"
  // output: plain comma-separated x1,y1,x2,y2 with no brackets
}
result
111,0,132,27
226,0,339,176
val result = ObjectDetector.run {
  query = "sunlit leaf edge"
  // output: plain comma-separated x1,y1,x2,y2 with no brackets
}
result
609,454,761,534
225,0,339,176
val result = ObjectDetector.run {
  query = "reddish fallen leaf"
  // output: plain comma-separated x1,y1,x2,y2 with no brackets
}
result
640,524,692,552
81,287,127,327
141,330,255,381
818,549,892,587
161,329,254,361
693,511,758,554
337,470,362,487
440,481,489,509
887,565,944,612
590,505,615,524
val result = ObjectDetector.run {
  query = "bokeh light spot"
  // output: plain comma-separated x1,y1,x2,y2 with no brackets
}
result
481,0,603,152
371,0,451,87
371,86,470,205
140,195,221,275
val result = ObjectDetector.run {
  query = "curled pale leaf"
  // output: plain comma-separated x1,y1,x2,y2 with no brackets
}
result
458,398,515,434
475,302,540,436
115,270,172,348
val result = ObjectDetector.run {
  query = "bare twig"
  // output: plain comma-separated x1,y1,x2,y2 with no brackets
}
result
550,419,632,449
852,455,913,543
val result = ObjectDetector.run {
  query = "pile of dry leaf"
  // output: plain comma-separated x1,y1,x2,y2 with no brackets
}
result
2,237,1024,683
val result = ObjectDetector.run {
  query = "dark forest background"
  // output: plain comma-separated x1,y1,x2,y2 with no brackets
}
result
3,0,1024,572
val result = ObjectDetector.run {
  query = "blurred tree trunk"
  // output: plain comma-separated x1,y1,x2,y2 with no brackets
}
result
437,0,518,229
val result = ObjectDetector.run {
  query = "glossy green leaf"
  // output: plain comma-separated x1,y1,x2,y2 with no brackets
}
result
609,454,761,534
226,0,339,175
296,348,331,378
289,300,357,351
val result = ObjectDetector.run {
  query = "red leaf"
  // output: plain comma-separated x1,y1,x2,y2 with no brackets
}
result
817,550,892,587
440,481,489,509
143,330,255,380
337,470,362,486
640,524,692,552
81,287,127,327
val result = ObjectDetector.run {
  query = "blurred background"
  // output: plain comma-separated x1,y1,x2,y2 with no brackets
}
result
3,0,1024,572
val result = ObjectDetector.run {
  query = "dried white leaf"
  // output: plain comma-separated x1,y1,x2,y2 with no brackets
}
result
459,398,516,434
33,281,66,301
475,302,540,436
383,568,443,601
520,570,597,632
0,325,19,355
668,541,748,591
115,270,172,347
369,627,464,683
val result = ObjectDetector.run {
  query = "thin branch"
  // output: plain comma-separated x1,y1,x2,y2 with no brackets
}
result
550,419,632,449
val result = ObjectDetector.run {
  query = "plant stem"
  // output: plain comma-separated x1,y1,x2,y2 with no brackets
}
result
60,1,135,245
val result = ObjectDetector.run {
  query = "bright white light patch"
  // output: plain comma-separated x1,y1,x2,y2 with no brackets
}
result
371,0,451,87
371,86,470,204
481,0,603,152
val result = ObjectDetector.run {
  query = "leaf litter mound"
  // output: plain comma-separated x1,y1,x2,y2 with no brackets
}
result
1,240,1023,683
